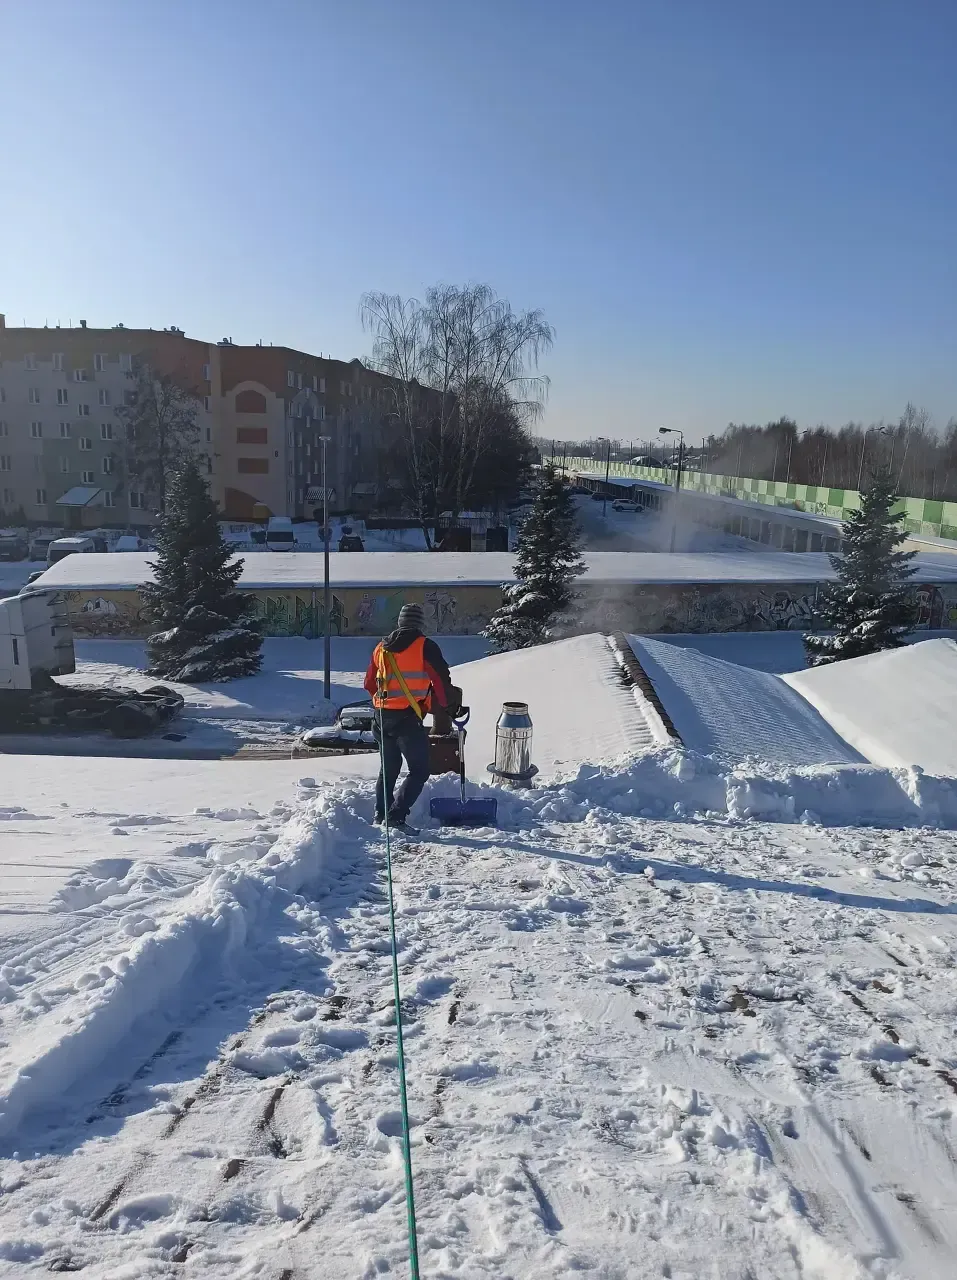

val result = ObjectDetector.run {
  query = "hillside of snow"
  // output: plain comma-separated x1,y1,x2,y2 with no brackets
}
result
1,755,957,1276
785,638,957,776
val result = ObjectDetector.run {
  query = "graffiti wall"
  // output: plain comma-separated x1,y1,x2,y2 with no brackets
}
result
58,580,957,639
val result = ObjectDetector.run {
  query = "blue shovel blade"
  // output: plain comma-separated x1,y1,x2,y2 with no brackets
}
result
429,796,498,826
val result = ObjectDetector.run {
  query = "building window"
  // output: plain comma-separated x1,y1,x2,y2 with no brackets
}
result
205,426,211,442
202,363,210,381
297,372,303,389
59,422,70,438
286,370,295,388
238,457,269,474
236,426,268,445
73,368,87,382
206,455,213,475
78,403,90,417
123,390,136,406
0,421,6,436
94,353,106,372
0,457,10,472
286,432,293,448
287,460,293,476
34,456,42,472
31,421,42,438
120,353,132,372
57,388,69,405
81,470,95,484
3,488,13,504
103,491,114,508
102,456,113,474
130,491,145,508
79,436,92,451
98,389,110,406
100,422,113,440
204,395,210,411
36,488,47,504
29,387,40,404
59,457,69,473
52,353,64,371
24,354,36,370
318,404,326,420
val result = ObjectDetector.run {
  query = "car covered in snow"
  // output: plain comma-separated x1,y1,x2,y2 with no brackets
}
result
299,701,377,753
611,499,642,512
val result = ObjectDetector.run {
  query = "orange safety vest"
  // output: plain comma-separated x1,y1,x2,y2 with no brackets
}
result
372,636,432,716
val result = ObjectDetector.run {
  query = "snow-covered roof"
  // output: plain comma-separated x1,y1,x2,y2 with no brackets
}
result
55,485,102,507
27,549,957,592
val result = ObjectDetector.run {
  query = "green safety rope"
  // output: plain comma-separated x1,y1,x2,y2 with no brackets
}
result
377,707,421,1279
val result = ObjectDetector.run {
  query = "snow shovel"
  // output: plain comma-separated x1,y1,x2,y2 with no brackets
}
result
429,709,498,827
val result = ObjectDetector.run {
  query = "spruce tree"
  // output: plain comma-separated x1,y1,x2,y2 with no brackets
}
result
142,461,263,682
804,467,917,667
483,465,585,651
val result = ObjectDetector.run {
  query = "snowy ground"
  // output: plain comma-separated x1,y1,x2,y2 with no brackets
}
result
36,638,490,753
1,754,957,1277
2,639,957,1276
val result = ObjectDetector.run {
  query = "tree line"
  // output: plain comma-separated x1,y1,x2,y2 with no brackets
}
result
552,405,957,503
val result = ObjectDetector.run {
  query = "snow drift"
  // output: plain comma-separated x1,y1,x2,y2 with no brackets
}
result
0,782,375,1144
784,637,957,775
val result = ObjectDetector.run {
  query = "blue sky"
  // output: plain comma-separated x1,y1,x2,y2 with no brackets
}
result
1,0,955,442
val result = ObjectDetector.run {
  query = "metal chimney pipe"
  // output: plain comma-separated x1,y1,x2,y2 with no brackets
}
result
487,701,539,786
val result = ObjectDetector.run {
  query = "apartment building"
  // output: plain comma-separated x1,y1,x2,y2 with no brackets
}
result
0,315,399,526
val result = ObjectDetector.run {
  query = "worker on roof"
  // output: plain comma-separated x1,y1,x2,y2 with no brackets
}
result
363,602,458,833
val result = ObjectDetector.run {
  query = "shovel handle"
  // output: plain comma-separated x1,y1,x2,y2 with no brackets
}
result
458,726,467,804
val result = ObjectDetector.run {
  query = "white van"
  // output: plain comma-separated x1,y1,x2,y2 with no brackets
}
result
47,536,97,565
265,516,296,551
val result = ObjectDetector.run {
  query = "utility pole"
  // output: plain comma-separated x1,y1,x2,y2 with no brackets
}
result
601,438,611,517
659,427,684,552
319,435,332,699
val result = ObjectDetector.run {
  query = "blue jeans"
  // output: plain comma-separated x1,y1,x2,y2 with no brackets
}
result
374,709,430,822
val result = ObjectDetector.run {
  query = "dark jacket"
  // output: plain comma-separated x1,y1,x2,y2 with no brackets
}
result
363,628,456,710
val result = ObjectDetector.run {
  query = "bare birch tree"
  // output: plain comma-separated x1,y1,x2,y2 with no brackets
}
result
360,283,553,544
116,361,202,515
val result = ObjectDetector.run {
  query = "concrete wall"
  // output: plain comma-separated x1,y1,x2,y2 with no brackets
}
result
55,579,957,640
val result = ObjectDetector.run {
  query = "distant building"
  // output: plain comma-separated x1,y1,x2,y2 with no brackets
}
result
0,314,401,526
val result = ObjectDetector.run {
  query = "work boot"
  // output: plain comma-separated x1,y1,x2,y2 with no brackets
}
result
387,812,419,838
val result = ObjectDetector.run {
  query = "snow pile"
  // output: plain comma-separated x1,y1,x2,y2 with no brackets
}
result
627,635,862,765
0,781,375,1142
414,745,957,832
452,633,662,778
785,637,957,775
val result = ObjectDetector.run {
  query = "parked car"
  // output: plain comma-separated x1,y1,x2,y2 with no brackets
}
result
567,485,591,495
22,569,46,588
590,491,607,501
112,534,147,552
29,534,57,561
47,535,97,564
611,500,642,512
0,532,28,561
265,516,296,551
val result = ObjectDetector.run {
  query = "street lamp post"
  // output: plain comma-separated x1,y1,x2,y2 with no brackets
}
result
658,427,685,552
318,434,332,700
600,438,612,517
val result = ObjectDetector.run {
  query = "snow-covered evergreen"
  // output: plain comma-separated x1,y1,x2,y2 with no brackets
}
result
142,461,263,682
804,467,917,666
483,464,584,651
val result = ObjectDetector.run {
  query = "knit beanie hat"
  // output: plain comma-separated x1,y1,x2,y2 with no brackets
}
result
397,602,425,632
